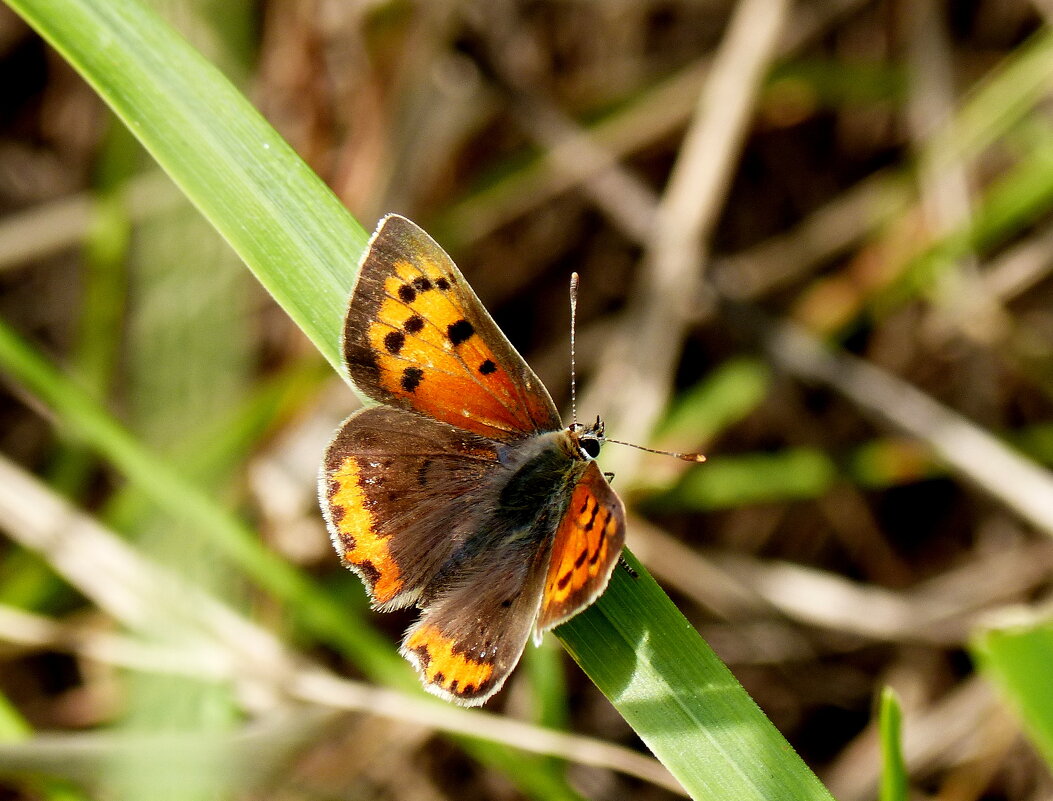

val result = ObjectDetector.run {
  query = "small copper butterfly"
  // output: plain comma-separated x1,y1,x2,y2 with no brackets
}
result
320,214,700,706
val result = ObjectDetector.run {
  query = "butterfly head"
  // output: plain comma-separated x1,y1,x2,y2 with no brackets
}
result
568,415,605,461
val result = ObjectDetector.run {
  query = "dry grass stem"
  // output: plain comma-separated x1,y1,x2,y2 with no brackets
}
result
765,318,1053,537
0,454,681,793
583,0,791,478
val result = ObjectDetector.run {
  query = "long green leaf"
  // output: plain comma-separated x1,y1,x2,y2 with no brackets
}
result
3,0,835,796
560,550,833,798
878,687,907,801
973,615,1053,768
6,0,364,376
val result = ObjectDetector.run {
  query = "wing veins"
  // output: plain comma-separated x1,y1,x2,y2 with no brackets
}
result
375,298,543,433
377,257,554,430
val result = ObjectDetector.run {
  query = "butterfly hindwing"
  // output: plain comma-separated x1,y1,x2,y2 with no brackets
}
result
320,406,507,609
344,214,561,441
401,539,552,706
536,461,626,633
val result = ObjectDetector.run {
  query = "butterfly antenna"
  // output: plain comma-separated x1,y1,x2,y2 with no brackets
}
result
568,272,701,462
569,272,580,426
604,438,707,463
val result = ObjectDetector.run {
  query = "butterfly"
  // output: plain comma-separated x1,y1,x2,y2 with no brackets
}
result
320,214,628,706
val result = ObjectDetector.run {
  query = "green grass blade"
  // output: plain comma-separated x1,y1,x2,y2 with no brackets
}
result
3,0,836,796
5,0,365,375
659,448,838,509
0,316,398,679
878,687,907,801
559,550,834,800
655,357,772,445
972,614,1053,769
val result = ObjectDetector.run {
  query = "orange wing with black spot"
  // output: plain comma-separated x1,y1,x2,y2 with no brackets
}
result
535,461,626,633
401,540,552,706
344,214,561,441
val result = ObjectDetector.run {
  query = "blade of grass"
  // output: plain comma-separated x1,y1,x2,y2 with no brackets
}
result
879,687,908,801
972,612,1053,769
654,357,772,446
657,448,839,510
3,0,836,796
5,0,365,376
559,549,834,799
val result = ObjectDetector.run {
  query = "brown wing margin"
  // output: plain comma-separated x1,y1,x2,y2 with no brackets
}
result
343,214,561,441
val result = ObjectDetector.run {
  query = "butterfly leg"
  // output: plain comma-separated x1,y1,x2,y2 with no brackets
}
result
617,555,639,579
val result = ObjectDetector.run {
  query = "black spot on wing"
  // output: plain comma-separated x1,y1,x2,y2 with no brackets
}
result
384,331,405,354
583,504,599,532
404,315,424,334
412,276,433,292
448,319,474,346
398,284,416,303
435,277,451,291
478,359,497,375
401,367,424,392
355,560,381,587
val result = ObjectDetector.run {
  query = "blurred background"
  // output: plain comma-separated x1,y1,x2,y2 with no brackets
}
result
1,0,1053,799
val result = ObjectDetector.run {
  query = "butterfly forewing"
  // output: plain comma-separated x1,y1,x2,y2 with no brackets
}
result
536,461,626,633
344,215,561,441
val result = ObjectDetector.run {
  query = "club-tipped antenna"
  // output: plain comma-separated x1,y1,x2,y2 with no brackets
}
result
569,272,580,425
604,438,707,463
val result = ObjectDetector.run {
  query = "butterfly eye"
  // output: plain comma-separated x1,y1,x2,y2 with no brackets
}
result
579,437,601,460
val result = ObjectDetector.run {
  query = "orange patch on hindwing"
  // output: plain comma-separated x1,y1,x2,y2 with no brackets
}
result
403,624,494,697
327,456,403,604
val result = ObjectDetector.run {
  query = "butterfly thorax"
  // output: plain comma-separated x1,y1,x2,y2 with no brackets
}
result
493,421,603,531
